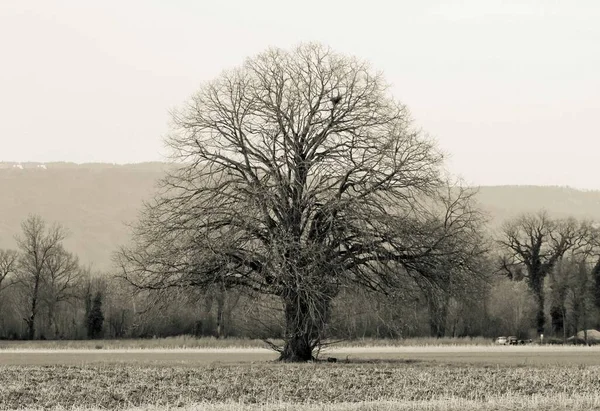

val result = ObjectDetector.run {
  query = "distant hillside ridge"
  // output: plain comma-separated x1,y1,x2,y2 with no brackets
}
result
1,162,599,270
0,162,167,271
475,184,600,226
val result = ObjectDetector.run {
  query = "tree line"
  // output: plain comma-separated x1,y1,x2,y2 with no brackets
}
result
0,216,104,340
1,214,598,342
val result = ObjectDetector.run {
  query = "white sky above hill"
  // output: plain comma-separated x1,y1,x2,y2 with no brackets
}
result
1,1,598,189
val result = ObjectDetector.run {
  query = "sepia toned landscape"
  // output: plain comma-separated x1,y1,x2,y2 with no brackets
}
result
2,1,600,410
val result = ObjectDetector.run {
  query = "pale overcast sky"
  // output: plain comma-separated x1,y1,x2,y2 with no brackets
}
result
1,1,598,189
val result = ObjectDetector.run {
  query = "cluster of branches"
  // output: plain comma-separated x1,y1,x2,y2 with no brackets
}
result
118,44,489,361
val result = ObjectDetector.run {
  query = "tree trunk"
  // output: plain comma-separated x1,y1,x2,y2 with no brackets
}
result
535,291,545,335
26,314,35,340
550,304,564,337
280,332,313,362
202,293,213,336
216,290,224,339
427,293,448,338
48,307,55,339
27,282,40,340
531,278,545,335
279,293,330,362
562,309,567,343
572,297,580,341
224,291,241,338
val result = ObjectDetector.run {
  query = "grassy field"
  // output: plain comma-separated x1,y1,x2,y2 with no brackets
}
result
3,345,600,366
124,396,600,410
3,340,600,410
2,360,600,410
0,336,493,350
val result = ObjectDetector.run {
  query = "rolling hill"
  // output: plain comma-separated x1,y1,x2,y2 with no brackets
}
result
1,162,599,271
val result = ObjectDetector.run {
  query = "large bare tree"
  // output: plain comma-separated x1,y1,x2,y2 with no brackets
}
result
119,44,487,361
16,215,68,340
498,211,590,335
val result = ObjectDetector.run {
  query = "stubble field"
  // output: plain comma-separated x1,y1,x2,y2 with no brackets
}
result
2,343,600,410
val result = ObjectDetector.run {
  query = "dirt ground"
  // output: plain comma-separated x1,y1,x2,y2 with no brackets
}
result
2,345,600,366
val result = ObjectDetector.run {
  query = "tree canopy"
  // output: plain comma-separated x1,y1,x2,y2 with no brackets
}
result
498,211,593,334
119,44,487,361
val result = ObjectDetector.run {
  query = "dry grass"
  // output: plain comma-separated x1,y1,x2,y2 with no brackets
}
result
0,336,272,351
0,336,494,351
115,395,600,410
3,338,598,409
2,361,600,410
334,336,493,347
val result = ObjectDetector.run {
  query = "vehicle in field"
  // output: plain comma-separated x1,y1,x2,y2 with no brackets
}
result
495,336,530,345
495,336,507,345
507,336,519,345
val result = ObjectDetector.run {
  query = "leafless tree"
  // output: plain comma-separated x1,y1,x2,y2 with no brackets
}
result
16,215,68,340
119,44,487,361
0,249,18,294
498,211,591,334
41,246,82,337
415,184,491,337
0,250,18,319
